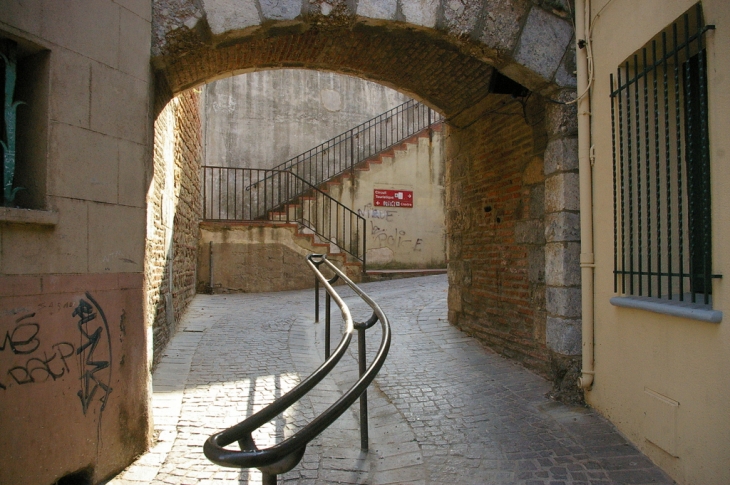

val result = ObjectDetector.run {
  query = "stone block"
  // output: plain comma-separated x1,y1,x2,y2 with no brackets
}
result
528,246,545,283
545,242,580,286
119,6,152,81
546,316,581,355
529,185,545,219
42,0,120,68
515,220,545,245
260,0,301,21
0,0,42,34
442,0,482,35
544,137,578,175
357,0,398,19
118,139,148,208
554,38,577,88
115,0,152,21
50,48,91,130
401,0,439,27
545,172,579,213
544,211,580,242
89,202,145,273
546,286,581,318
479,0,530,54
0,197,88,274
91,62,150,144
48,122,118,204
201,0,259,35
514,6,573,82
523,155,545,185
546,91,578,137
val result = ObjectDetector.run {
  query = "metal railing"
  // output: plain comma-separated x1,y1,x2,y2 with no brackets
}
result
611,3,720,303
203,167,366,266
204,254,391,484
264,99,442,190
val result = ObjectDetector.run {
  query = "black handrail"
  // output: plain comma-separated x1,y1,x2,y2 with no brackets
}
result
259,99,442,193
202,167,367,267
204,254,391,484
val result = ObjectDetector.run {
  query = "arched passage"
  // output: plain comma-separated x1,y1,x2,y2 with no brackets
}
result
150,4,581,390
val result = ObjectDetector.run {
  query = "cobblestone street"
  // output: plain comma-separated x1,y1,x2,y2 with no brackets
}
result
109,275,674,485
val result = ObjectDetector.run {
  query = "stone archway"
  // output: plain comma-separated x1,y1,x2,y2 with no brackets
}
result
151,0,581,388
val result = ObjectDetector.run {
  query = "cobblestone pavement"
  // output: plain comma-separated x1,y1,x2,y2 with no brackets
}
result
108,275,675,485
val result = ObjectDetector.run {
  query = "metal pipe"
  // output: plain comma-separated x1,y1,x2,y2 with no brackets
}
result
577,0,595,391
358,326,368,450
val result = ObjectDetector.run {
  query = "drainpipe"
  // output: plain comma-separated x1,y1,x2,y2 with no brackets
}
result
576,0,595,390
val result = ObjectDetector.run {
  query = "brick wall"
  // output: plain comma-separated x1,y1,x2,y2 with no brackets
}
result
447,94,550,374
147,88,202,365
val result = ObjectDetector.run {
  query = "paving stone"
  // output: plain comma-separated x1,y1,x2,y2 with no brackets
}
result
106,275,675,485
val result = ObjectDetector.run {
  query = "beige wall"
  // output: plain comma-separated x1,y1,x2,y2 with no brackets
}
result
327,127,446,269
588,1,730,484
0,1,153,483
204,70,409,169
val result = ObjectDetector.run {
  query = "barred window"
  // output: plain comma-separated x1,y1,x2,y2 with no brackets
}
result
611,4,718,305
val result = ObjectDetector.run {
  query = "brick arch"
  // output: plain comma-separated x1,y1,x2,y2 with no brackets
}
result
151,4,581,392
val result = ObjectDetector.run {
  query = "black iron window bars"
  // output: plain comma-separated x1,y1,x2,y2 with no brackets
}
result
611,3,719,305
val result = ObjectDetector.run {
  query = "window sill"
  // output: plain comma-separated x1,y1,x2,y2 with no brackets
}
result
0,207,58,226
610,296,722,323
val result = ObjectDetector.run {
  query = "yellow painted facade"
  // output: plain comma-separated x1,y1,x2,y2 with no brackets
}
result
586,1,730,483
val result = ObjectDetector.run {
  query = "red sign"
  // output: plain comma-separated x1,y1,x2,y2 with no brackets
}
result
373,189,413,208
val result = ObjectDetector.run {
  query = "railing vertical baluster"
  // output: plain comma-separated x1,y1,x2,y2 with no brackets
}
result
696,5,712,305
626,60,635,295
325,291,331,358
653,39,662,298
634,54,643,297
663,31,673,300
611,74,618,293
643,47,652,298
684,12,695,303
617,68,626,294
674,22,684,300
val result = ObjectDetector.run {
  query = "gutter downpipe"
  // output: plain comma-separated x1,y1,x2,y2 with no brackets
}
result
576,0,595,390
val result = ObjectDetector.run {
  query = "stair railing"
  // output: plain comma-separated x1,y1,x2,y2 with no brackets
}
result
202,167,366,268
261,99,442,190
204,254,391,485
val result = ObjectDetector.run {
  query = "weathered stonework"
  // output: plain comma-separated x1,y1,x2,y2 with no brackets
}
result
446,94,550,374
148,0,581,385
147,89,203,366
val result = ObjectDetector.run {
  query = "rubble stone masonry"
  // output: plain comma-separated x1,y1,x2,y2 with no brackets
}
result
147,89,202,366
447,94,550,374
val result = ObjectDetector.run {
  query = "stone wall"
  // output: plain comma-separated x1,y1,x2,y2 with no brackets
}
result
147,89,202,366
204,70,409,168
447,94,550,373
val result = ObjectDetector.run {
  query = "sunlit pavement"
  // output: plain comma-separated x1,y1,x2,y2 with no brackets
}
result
108,275,674,485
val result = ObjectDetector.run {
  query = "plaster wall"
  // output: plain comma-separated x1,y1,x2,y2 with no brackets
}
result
327,128,446,269
197,223,352,293
204,70,409,168
587,1,730,483
0,1,153,483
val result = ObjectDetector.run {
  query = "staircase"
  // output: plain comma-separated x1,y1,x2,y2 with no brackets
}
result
202,100,444,273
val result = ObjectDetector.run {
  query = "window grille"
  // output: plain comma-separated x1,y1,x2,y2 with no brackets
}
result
611,4,719,305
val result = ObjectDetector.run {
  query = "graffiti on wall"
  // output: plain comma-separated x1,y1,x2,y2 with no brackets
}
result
0,292,113,417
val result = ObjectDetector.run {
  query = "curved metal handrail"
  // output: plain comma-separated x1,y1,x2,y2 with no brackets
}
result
204,254,391,481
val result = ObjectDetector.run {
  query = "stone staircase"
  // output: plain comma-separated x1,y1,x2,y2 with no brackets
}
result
265,123,442,275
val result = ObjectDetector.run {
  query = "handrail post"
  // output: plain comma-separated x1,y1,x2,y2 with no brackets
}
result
262,472,277,485
325,291,331,359
314,277,320,323
357,325,369,450
362,218,367,274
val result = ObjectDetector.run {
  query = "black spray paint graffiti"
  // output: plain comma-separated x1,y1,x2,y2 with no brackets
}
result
0,294,113,418
73,293,113,415
358,204,396,222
